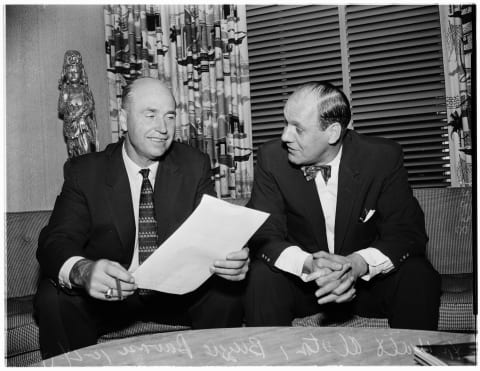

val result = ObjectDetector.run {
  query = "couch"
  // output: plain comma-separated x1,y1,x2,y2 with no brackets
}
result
5,187,476,366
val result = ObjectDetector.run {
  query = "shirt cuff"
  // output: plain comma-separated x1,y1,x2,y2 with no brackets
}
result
274,246,311,278
355,247,394,281
58,256,84,288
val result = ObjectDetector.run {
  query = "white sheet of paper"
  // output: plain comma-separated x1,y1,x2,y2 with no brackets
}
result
132,194,269,294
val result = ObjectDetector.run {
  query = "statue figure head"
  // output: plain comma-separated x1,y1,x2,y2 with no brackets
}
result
58,50,89,88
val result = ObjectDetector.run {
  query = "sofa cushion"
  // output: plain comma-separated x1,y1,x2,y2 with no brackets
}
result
413,188,472,275
6,351,42,368
7,211,51,298
438,273,475,332
6,296,39,358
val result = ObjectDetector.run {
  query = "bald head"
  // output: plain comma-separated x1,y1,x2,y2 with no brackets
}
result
121,77,176,111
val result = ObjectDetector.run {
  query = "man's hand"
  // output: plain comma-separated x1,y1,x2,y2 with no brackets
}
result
303,251,368,305
303,251,343,275
210,247,250,281
70,258,137,300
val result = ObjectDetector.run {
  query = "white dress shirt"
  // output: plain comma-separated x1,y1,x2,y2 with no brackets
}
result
275,146,394,281
58,144,158,288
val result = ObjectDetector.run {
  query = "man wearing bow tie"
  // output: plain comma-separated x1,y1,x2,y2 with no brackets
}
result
244,82,441,330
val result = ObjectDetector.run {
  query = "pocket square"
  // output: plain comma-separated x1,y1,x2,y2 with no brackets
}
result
360,209,375,223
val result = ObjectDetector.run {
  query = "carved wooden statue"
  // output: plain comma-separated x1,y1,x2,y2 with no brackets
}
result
58,50,98,158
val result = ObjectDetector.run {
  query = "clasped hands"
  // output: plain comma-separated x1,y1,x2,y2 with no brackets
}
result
70,247,250,301
303,251,368,305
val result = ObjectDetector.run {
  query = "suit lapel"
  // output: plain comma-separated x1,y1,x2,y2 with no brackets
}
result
153,144,182,243
335,132,362,254
105,141,136,254
284,161,329,251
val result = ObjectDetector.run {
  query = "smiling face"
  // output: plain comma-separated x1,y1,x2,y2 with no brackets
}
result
281,91,341,166
120,78,176,167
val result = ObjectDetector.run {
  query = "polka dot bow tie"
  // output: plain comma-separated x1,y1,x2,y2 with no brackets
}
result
302,165,331,183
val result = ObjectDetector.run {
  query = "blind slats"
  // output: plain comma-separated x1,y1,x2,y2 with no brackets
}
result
347,5,434,20
350,76,445,92
250,74,344,93
352,83,445,99
246,6,337,25
248,20,339,40
250,52,342,71
351,68,445,84
250,61,343,79
350,60,443,78
348,35,441,54
348,13,439,32
348,22,441,42
248,38,340,56
337,123,447,134
350,52,444,70
349,44,443,63
353,105,445,120
353,92,445,106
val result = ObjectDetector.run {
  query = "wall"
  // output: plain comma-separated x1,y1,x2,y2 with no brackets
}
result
6,5,111,212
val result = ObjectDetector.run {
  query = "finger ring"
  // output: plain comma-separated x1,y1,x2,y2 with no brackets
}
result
105,288,113,299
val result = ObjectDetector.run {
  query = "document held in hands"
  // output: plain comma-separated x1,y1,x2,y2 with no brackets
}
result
132,195,269,294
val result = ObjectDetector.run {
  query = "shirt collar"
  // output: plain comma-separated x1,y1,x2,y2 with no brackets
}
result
122,143,159,180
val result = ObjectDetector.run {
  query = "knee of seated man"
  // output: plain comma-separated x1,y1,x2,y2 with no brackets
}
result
34,279,86,320
34,279,62,321
247,259,290,289
397,256,441,289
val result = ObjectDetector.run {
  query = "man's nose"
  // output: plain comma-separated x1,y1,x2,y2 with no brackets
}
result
154,117,168,133
281,125,293,142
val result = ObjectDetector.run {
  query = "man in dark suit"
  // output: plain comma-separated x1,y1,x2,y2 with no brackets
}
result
35,77,249,359
244,81,440,330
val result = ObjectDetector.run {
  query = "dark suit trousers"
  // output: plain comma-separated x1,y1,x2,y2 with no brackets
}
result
244,257,441,330
34,276,244,359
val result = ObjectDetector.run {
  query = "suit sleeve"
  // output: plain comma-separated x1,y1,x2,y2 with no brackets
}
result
247,146,293,267
194,152,216,204
371,143,428,268
37,161,91,279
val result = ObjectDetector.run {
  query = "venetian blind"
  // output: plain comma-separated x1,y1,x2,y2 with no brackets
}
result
246,5,343,153
246,5,450,188
345,5,449,187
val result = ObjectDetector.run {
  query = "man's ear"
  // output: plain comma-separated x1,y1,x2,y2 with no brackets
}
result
327,122,342,144
119,108,128,133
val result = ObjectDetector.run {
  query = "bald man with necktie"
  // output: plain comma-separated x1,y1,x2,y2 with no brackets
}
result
35,78,249,359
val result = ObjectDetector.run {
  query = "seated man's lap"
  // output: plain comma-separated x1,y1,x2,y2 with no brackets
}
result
245,256,440,329
34,275,245,358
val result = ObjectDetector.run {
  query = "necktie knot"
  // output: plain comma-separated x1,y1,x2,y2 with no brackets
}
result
139,168,150,179
302,165,331,183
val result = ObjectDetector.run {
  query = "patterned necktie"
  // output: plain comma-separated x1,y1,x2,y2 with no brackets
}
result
302,165,332,183
138,169,159,265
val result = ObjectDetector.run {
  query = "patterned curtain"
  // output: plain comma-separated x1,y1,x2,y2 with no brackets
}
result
439,5,473,187
104,4,253,199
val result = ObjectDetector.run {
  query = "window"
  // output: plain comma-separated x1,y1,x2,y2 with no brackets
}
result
246,5,450,187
